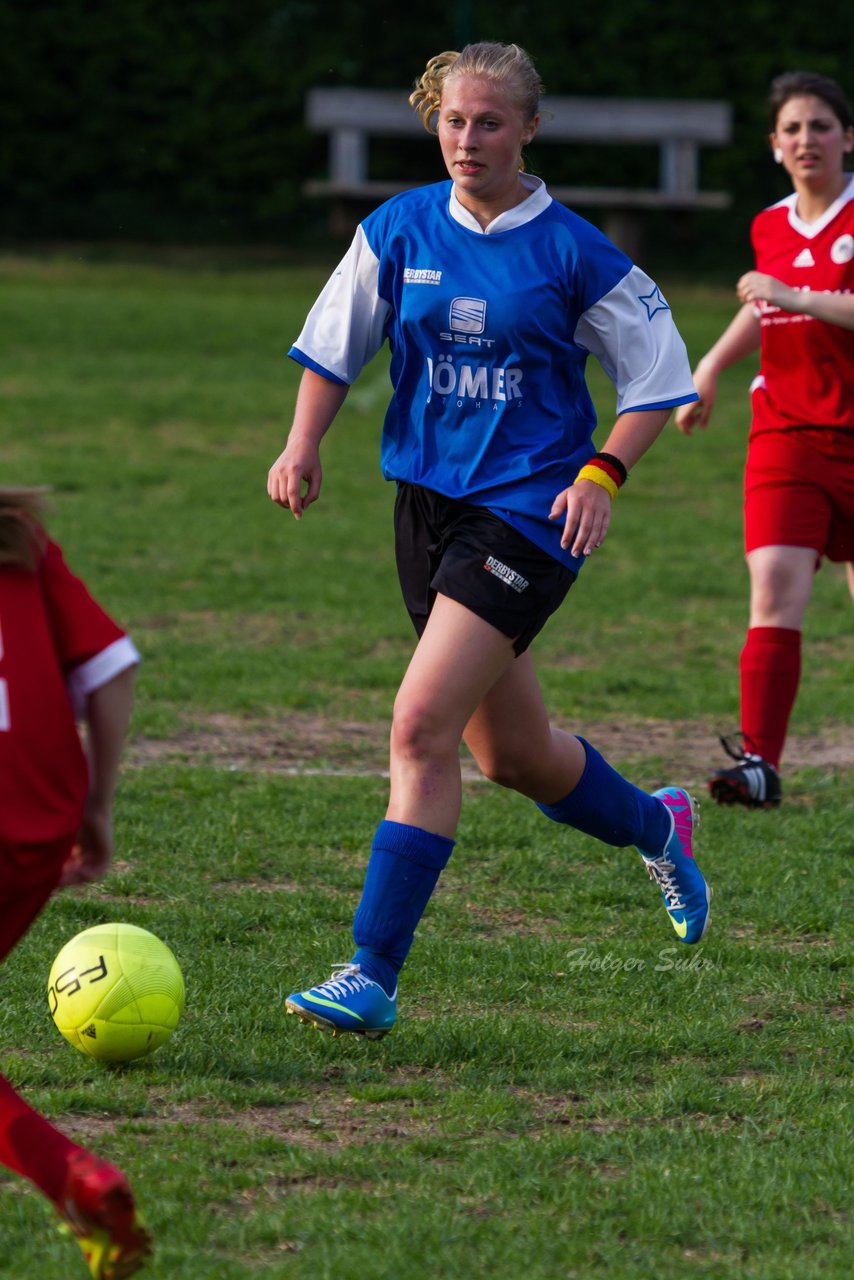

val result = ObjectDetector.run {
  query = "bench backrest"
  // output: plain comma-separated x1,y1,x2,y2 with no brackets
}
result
307,87,731,143
306,87,732,195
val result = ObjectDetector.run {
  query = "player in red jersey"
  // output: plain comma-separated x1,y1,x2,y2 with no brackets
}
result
676,71,854,808
0,489,151,1278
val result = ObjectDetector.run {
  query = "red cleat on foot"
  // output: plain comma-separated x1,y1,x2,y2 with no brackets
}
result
59,1150,152,1279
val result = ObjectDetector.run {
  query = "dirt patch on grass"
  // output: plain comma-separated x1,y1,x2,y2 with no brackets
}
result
129,713,391,774
56,1094,580,1154
127,712,853,788
57,1093,453,1152
56,1078,753,1156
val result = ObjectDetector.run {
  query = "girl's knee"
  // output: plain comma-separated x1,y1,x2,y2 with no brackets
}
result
390,700,453,764
748,548,815,624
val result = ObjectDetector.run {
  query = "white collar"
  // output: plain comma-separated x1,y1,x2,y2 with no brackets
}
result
449,173,551,234
777,174,854,239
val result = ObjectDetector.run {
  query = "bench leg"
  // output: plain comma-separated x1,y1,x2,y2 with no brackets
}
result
600,210,644,263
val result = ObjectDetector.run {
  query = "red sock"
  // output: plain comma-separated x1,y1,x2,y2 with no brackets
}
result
739,626,801,769
0,1073,80,1204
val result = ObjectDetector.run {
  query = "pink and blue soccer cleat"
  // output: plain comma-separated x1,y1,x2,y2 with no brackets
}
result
638,787,711,944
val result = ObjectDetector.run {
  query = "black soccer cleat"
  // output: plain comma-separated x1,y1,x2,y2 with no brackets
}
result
708,734,781,809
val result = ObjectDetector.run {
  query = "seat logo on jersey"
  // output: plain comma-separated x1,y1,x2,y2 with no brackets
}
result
831,234,854,265
792,248,815,268
449,297,486,334
440,297,495,348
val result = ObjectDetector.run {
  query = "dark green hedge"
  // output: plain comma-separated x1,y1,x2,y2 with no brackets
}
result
0,0,851,269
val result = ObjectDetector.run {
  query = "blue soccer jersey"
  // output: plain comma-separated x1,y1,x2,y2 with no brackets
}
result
290,176,696,570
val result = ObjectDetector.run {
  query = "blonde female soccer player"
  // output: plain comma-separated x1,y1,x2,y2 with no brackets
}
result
269,42,711,1040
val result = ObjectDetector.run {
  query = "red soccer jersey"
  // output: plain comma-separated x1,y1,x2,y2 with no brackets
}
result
0,539,131,848
749,175,854,435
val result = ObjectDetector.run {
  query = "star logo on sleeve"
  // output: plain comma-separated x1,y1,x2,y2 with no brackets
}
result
637,286,671,320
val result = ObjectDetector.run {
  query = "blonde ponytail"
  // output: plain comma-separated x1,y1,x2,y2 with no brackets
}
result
409,51,460,133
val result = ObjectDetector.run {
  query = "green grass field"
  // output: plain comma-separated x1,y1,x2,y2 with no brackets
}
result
0,251,851,1279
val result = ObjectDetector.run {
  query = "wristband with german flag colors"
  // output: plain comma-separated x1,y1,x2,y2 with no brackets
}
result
574,452,628,500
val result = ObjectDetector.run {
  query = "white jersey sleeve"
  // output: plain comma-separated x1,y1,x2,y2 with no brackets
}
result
291,226,392,385
573,266,696,413
67,635,141,720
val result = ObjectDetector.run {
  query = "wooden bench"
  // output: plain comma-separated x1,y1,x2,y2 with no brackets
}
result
303,87,732,257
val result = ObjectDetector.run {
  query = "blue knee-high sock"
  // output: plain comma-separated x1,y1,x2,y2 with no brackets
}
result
536,737,669,853
352,820,455,997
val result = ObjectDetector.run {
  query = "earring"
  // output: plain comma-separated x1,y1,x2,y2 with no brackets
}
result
773,147,784,164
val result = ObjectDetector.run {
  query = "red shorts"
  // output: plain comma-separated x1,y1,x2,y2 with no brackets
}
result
0,838,71,962
744,427,854,562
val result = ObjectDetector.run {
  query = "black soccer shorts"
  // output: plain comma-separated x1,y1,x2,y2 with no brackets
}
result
394,483,576,656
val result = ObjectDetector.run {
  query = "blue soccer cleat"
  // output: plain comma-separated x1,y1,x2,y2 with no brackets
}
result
285,963,396,1039
638,787,710,944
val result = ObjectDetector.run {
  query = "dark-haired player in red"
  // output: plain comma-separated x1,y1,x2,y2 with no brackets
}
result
0,488,150,1278
677,71,854,808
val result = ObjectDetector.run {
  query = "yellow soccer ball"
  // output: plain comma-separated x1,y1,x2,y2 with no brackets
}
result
48,923,184,1063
